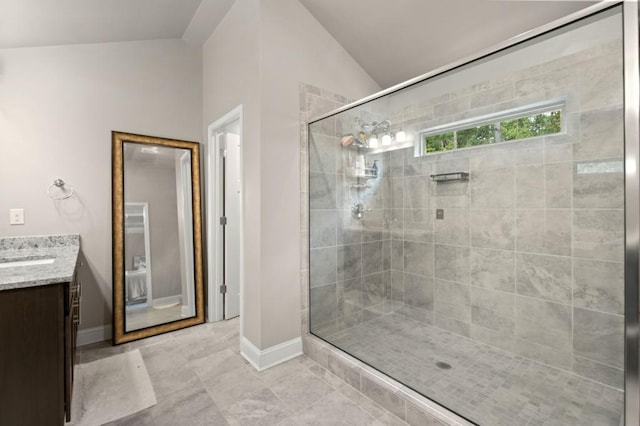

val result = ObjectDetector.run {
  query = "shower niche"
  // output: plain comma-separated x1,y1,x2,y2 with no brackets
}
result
308,4,635,425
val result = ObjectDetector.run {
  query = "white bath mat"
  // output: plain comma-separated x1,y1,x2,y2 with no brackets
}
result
69,349,156,426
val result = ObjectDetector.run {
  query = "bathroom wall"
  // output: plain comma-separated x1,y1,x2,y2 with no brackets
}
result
0,39,202,331
309,37,624,389
203,0,379,350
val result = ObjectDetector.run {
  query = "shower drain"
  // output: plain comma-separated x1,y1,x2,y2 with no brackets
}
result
435,361,452,370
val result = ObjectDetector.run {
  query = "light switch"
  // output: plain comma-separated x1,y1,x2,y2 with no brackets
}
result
9,208,24,225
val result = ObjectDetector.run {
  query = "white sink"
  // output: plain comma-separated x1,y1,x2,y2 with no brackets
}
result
0,258,55,269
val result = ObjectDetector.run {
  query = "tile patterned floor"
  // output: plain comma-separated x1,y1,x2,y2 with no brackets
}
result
76,318,408,426
326,314,624,426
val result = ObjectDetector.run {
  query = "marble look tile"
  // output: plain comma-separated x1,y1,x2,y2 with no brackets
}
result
309,133,337,174
391,241,403,271
574,258,624,315
573,355,623,390
470,248,515,293
470,167,515,209
544,137,574,165
575,106,623,161
362,241,384,276
544,162,572,208
516,165,544,208
469,84,514,109
573,209,624,262
471,287,515,334
362,272,386,308
515,140,543,166
338,244,362,281
406,401,448,426
326,355,362,390
310,284,338,327
388,150,405,178
279,391,378,426
404,209,434,243
434,245,470,284
573,307,624,368
400,304,433,325
434,208,469,246
310,210,337,248
403,176,431,209
516,209,571,256
434,313,470,337
339,277,363,311
434,96,469,118
515,296,571,352
220,388,291,425
390,270,404,302
434,279,470,323
338,209,362,245
579,52,623,111
310,247,336,288
515,70,571,97
360,374,406,421
386,209,404,240
389,179,404,209
104,408,155,426
470,324,515,353
471,209,516,254
269,369,334,413
404,150,432,177
512,337,572,370
516,253,572,304
310,172,337,209
403,241,433,277
149,385,228,426
573,159,624,209
403,273,434,311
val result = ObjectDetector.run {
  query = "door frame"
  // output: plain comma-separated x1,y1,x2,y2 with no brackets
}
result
206,105,244,324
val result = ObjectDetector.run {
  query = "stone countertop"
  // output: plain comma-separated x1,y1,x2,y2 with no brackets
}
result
0,234,80,291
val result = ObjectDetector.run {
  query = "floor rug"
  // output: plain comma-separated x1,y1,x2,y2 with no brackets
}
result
69,349,156,425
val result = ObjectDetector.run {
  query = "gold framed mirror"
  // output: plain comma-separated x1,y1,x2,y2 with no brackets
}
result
112,131,205,344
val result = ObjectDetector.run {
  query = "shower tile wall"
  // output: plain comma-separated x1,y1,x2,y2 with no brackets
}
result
308,38,624,391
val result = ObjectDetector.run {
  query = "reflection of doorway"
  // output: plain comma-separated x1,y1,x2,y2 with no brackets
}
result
207,106,243,322
176,151,195,318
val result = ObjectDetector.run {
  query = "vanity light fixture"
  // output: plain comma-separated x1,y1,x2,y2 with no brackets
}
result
382,133,392,146
395,130,406,142
368,136,379,148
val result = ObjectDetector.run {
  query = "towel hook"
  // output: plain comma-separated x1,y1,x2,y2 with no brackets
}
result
47,179,74,200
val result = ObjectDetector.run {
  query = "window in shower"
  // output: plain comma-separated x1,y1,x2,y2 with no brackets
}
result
422,99,564,154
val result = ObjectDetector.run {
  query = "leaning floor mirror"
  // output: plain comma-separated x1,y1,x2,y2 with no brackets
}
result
112,131,205,344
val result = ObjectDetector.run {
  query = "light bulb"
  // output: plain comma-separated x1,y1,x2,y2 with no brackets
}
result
382,134,392,146
395,130,406,142
368,136,379,148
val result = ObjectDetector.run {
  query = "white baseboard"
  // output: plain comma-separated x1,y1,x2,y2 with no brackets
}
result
240,336,303,371
152,295,181,308
77,325,112,347
181,304,194,318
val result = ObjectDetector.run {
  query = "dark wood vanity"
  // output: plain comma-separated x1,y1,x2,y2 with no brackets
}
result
0,235,81,426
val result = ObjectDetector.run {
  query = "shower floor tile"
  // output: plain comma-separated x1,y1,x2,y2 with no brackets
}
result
325,314,623,426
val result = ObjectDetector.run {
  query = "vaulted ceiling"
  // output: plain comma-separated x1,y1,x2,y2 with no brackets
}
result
0,0,597,88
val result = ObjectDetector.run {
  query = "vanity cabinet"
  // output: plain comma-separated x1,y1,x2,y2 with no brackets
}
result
0,265,80,426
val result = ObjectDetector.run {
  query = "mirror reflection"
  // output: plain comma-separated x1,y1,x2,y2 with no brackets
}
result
112,131,204,345
123,143,196,331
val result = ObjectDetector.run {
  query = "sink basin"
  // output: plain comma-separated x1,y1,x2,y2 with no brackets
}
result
0,258,55,269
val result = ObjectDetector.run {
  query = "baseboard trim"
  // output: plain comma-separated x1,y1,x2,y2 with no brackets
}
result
77,325,112,347
152,295,182,308
240,336,303,371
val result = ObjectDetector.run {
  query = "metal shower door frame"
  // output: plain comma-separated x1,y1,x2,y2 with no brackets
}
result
308,2,640,424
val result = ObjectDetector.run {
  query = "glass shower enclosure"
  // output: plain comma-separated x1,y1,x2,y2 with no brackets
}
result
308,3,639,425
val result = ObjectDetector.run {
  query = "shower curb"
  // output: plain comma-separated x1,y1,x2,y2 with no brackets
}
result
302,334,474,426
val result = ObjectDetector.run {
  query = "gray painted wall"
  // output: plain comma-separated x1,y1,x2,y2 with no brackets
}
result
0,39,202,330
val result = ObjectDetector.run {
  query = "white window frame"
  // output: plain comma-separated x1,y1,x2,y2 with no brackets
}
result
416,97,566,156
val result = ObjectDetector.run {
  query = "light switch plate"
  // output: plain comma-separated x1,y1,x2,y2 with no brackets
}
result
9,208,24,225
